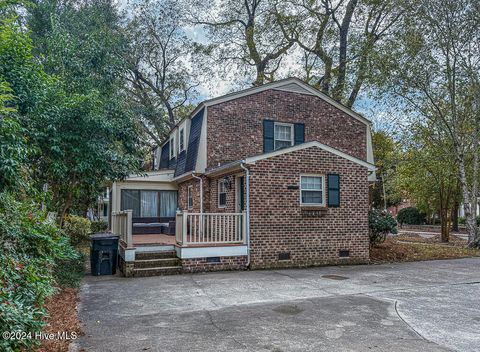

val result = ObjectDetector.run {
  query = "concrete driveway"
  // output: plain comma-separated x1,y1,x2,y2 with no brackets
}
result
77,258,480,352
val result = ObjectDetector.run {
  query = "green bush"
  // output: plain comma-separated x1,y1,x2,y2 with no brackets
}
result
396,207,425,226
0,192,77,351
91,219,108,233
53,252,86,288
64,214,91,246
369,209,398,246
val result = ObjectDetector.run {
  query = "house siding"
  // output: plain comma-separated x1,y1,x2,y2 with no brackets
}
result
206,89,367,169
248,146,370,269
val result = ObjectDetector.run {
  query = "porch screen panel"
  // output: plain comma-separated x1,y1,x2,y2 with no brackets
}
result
121,190,140,217
160,191,177,217
141,191,159,217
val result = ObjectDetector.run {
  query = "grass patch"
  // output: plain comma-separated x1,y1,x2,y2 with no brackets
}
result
370,237,480,264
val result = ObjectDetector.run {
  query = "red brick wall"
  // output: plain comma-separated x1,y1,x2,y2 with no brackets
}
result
206,89,367,169
248,146,370,269
181,256,247,273
207,172,243,213
177,177,210,213
178,172,245,213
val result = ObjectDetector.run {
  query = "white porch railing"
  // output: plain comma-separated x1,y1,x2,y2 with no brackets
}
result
111,210,133,248
176,211,246,246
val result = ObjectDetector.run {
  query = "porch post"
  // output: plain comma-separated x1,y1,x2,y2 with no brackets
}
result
110,211,116,234
182,210,188,245
175,210,183,245
126,209,133,249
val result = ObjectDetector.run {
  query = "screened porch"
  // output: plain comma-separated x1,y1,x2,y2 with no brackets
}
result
120,189,177,235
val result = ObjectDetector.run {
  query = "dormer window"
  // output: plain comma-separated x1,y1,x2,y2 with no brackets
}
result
169,134,175,159
274,122,294,150
179,128,185,152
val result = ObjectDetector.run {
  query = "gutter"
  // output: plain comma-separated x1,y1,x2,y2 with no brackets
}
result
240,161,251,268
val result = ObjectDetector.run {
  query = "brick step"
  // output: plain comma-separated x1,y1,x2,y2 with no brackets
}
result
134,258,181,269
135,251,177,260
133,266,183,277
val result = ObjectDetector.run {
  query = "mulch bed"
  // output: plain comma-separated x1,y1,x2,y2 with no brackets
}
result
370,237,480,264
36,287,82,352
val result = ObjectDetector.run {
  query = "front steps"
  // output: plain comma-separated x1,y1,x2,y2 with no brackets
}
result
133,251,182,277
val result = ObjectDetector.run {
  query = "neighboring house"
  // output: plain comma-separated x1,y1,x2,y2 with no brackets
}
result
387,199,414,218
110,78,376,276
87,187,110,223
458,202,480,218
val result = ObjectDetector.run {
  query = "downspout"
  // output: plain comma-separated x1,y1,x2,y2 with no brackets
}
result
240,161,251,267
191,172,203,214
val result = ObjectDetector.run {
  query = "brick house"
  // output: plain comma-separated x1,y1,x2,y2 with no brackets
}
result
110,78,375,276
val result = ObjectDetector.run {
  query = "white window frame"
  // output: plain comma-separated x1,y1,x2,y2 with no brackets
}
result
187,185,193,210
179,127,185,152
169,134,176,160
300,175,326,206
218,180,227,208
274,122,294,150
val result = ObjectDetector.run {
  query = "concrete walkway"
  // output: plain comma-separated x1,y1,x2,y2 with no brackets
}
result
77,258,480,352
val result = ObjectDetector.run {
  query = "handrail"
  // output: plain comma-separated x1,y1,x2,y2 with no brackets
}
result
176,211,246,246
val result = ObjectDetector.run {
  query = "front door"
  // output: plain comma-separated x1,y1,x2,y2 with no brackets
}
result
236,176,245,212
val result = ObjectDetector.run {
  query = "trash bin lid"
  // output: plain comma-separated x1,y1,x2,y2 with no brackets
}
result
90,232,119,240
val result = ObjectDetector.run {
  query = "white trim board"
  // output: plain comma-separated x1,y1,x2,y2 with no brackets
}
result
245,141,375,171
204,141,376,178
175,245,248,259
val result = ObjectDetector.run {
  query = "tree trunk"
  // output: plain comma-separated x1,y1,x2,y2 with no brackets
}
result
439,207,450,243
59,191,73,227
451,199,459,232
333,0,358,102
458,158,480,247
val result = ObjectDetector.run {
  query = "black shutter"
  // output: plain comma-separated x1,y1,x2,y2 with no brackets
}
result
327,174,340,207
294,123,305,145
263,119,274,152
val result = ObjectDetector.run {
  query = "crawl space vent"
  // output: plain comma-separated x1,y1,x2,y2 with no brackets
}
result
278,252,291,261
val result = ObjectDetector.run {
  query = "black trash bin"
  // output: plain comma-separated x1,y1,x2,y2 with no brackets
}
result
90,233,119,276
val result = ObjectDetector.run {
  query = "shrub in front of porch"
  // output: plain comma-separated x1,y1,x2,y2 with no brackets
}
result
64,214,91,246
91,219,108,233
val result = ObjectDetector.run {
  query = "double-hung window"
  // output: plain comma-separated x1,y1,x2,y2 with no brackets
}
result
187,185,193,209
169,135,175,159
218,181,227,208
274,122,294,150
300,175,325,206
